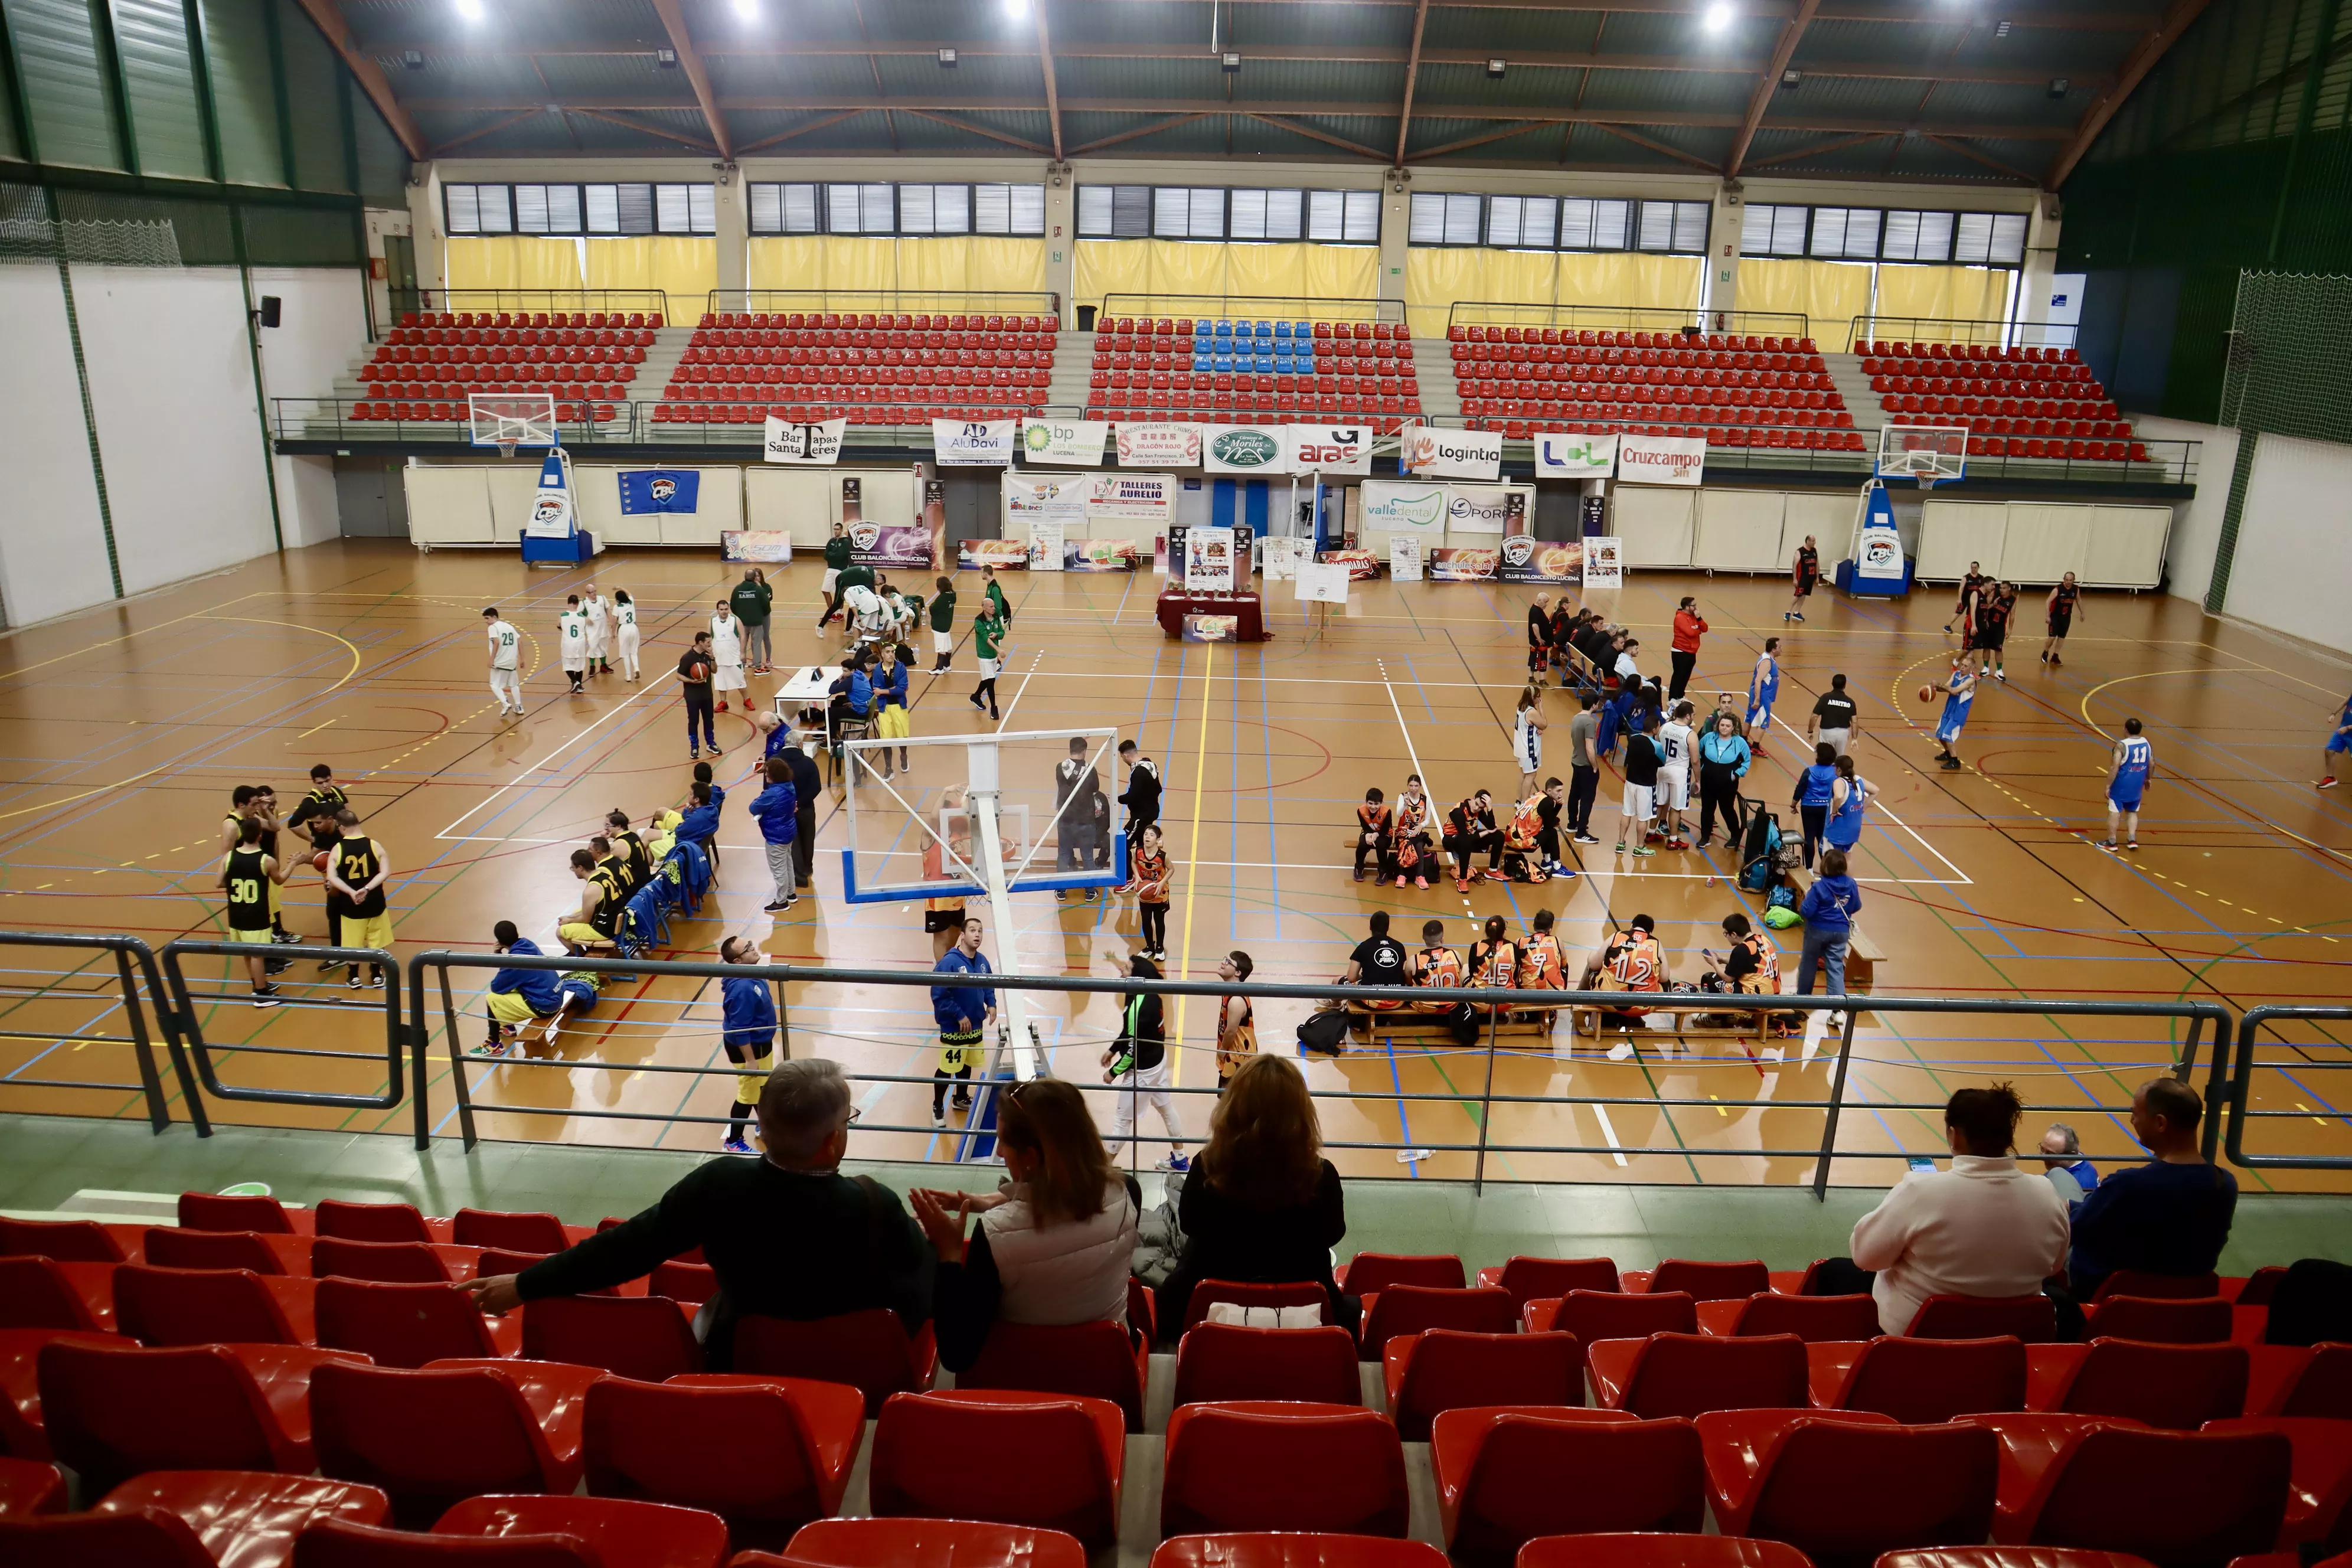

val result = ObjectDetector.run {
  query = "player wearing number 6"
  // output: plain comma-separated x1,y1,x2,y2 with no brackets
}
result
220,817,291,1007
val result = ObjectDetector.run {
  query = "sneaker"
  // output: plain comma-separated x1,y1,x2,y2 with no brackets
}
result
1994,669,2007,682
347,968,362,989
1413,876,1427,889
272,930,297,944
1456,877,1471,893
1794,613,1806,622
2126,841,2138,851
2321,776,2339,789
1159,1152,1191,1172
721,1137,754,1155
371,972,385,989
971,695,986,711
265,956,291,975
1481,867,1509,882
2040,652,2050,664
1351,870,1365,882
1939,757,1963,771
251,986,281,1008
1615,842,1626,853
952,1093,973,1113
1084,888,1101,903
1633,845,1657,857
932,1113,947,1130
1574,832,1602,845
708,743,723,754
1665,838,1691,851
2099,840,2117,851
716,701,729,713
989,709,1001,720
317,958,338,971
690,749,701,760
763,900,789,913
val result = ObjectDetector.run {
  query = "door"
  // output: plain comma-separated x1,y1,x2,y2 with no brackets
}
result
335,458,410,537
939,471,994,550
384,235,419,323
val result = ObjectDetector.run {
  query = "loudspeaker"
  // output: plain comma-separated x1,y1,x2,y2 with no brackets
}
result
257,295,282,329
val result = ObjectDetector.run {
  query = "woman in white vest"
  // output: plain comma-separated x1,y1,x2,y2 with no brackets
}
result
911,1077,1142,1372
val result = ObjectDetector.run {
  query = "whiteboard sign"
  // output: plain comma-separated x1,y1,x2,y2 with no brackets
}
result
1294,561,1351,605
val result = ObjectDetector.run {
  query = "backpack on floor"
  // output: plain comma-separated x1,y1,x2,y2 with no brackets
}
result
1767,883,1800,913
1742,804,1779,865
1297,1008,1351,1057
1739,854,1777,894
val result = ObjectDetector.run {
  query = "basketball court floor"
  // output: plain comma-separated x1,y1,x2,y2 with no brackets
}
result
1,538,2347,1192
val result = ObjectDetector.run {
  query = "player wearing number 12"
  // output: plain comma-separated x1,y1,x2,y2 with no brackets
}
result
221,818,291,1006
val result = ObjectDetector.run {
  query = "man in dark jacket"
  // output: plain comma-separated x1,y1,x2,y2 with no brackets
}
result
466,1057,932,1368
780,733,822,891
2067,1076,2238,1301
749,756,799,915
929,914,995,1127
730,569,775,674
478,922,560,1056
719,935,776,1154
1118,739,1162,880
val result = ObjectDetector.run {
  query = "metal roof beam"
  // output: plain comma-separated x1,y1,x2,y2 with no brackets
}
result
899,108,1053,154
1033,0,1063,161
1590,121,1725,170
1727,0,1821,177
1243,115,1391,161
569,106,718,153
1069,112,1215,155
1921,130,2040,182
735,109,870,154
427,106,544,157
2044,0,2215,187
1394,0,1431,166
288,0,427,161
645,0,731,159
1742,129,1890,167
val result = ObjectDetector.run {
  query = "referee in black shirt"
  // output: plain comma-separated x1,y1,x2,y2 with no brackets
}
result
1809,674,1860,758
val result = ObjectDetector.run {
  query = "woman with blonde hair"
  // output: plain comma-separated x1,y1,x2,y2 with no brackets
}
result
1155,1054,1354,1341
912,1077,1142,1371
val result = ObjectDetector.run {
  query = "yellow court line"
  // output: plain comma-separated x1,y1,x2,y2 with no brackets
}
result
2077,668,2261,740
1171,639,1214,1086
0,592,274,683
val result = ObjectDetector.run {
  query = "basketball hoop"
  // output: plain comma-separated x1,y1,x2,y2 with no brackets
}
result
468,392,559,457
495,437,520,460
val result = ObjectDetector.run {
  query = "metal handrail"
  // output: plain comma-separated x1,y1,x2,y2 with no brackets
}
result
0,930,198,1135
159,941,419,1143
705,289,1059,319
1851,315,2079,351
1447,301,1812,339
406,290,671,319
2223,1005,2352,1169
1099,293,1407,325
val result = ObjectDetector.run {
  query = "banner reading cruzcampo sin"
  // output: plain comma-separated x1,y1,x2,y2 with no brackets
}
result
1615,433,1709,486
1400,423,1502,482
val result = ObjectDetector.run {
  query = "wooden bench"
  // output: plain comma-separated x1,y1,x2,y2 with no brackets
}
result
1342,1002,1559,1043
1570,995,1795,1044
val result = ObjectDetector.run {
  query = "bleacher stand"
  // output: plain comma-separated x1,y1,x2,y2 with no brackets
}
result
1447,327,1864,453
1865,340,2149,464
659,311,1058,429
1084,316,1422,432
349,309,660,427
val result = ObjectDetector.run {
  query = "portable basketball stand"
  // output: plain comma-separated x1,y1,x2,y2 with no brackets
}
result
1834,424,1965,596
469,392,597,566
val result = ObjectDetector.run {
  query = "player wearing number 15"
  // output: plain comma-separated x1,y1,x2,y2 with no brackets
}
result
221,817,291,1007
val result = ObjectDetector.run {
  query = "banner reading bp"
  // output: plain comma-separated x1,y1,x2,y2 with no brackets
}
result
763,417,845,465
1020,419,1108,467
1533,431,1616,479
618,469,701,513
1500,535,1582,585
933,418,1017,466
1400,423,1502,481
1116,423,1201,468
1358,481,1448,534
1616,433,1707,486
1203,426,1286,474
525,451,574,538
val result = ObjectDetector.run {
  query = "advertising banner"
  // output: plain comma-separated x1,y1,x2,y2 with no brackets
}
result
1427,546,1500,582
1087,472,1177,528
1616,434,1709,486
1004,473,1092,527
849,522,932,569
1203,425,1287,475
1281,424,1373,476
1064,539,1141,571
1446,486,1527,535
1294,561,1350,604
1261,535,1309,581
1020,419,1108,467
525,451,574,538
1584,537,1626,588
721,530,793,563
1184,525,1239,591
958,537,1029,570
762,417,845,465
1318,549,1381,581
618,469,700,513
1028,518,1066,572
1358,481,1449,534
1498,535,1582,584
1389,537,1423,582
1400,423,1502,481
1533,431,1617,479
933,418,1017,466
1116,423,1203,468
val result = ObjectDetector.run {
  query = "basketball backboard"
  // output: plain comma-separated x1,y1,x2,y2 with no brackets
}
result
468,391,559,456
1875,424,1969,486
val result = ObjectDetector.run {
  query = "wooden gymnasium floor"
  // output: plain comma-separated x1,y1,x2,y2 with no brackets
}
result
1,537,2348,1191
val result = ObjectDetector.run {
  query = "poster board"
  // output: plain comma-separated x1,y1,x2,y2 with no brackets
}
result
1028,518,1066,571
1294,561,1350,604
1584,537,1625,588
1390,537,1424,582
1184,525,1237,592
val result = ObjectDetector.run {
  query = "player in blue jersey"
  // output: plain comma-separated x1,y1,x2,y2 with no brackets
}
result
1745,636,1781,758
2321,690,2352,789
1932,661,1975,773
2103,717,2153,851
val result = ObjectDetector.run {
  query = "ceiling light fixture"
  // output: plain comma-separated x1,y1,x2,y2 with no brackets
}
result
1487,57,1507,77
1994,17,2012,35
1221,50,1242,71
733,0,757,19
402,48,424,68
1005,0,1028,18
655,45,678,67
2048,75,2069,96
1703,3,1734,34
1781,67,1801,87
938,47,958,66
454,0,482,21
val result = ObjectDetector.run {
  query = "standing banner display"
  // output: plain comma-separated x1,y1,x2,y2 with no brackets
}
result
1500,536,1582,584
721,531,793,563
1446,486,1524,535
1427,547,1500,582
1358,481,1449,535
1390,537,1424,582
1584,537,1626,587
1117,423,1203,468
1203,426,1286,475
1184,525,1239,591
842,476,930,569
1161,524,1186,577
933,419,1017,466
1533,432,1618,479
524,450,576,538
1021,419,1108,467
1262,536,1309,580
1282,424,1373,476
1400,423,1503,481
1294,561,1350,604
1616,434,1709,486
618,470,700,514
1028,518,1066,572
763,417,845,465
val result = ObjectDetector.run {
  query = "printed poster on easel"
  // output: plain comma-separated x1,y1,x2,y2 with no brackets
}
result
1584,537,1625,588
1390,537,1424,582
1261,535,1308,581
1184,525,1237,592
1028,518,1066,572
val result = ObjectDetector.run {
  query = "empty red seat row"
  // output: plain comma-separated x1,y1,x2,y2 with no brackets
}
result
373,344,643,367
704,311,1054,334
381,327,652,350
349,402,620,424
670,368,1047,391
366,370,630,390
686,345,1044,368
1456,345,1828,377
1453,326,1817,353
400,309,662,331
1101,371,1413,393
694,331,1052,355
1868,338,2083,363
654,404,1030,426
1105,317,1404,341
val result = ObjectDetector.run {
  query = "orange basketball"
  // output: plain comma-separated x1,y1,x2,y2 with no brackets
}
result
688,661,711,683
1918,684,1937,705
311,851,331,873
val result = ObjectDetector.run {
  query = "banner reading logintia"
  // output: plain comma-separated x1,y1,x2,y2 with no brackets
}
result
1498,535,1583,585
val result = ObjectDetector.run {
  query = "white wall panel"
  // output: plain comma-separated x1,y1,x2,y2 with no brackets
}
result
746,469,844,545
2083,505,2170,589
2000,504,2093,584
75,266,277,596
403,466,493,544
251,267,368,404
276,455,340,547
2135,416,2230,603
1693,489,1785,571
485,464,543,543
2226,432,2352,655
0,266,117,625
1613,485,1694,567
1782,494,1851,570
1918,500,2006,583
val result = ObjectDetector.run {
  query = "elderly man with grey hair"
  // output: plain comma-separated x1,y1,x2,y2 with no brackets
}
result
463,1057,932,1368
2039,1121,2101,1203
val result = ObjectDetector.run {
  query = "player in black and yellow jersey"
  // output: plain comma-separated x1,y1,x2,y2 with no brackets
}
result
220,785,296,945
287,765,349,969
603,808,654,896
220,818,291,1006
324,808,394,989
558,847,627,954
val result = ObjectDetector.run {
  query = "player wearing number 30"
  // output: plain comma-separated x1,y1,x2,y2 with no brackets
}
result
2104,718,2153,852
221,817,292,1007
482,607,524,717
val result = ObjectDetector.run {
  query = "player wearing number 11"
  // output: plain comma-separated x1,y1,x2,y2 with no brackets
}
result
221,816,292,1006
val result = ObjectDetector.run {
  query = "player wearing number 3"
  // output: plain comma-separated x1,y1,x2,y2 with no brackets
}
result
482,607,524,717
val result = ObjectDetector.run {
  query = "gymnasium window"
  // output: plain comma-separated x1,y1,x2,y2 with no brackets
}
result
1410,192,1696,254
1077,185,1374,243
750,182,1043,237
443,182,715,237
1741,201,2025,264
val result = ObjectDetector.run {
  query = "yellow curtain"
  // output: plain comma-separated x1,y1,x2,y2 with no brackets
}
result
1733,259,1871,347
963,237,1047,295
445,237,583,293
749,236,827,293
1404,248,1491,338
1224,243,1310,303
582,237,717,319
1873,265,2013,337
1078,239,1378,318
1631,255,1706,313
743,236,1048,311
1303,244,1378,302
1076,240,1153,315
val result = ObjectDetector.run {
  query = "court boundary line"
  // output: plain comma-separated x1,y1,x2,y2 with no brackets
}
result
433,677,675,841
1766,713,1972,884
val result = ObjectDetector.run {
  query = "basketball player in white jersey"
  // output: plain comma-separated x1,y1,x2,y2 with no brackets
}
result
1657,700,1696,848
710,599,748,713
580,582,612,677
482,607,524,717
612,588,641,681
557,596,589,694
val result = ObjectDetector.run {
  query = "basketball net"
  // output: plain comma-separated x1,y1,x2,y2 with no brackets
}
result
496,437,520,460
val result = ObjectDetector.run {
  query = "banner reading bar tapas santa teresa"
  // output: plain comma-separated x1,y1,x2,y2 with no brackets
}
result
933,418,1017,466
1116,423,1202,468
1400,423,1503,482
1616,433,1709,486
1020,419,1108,467
763,417,845,465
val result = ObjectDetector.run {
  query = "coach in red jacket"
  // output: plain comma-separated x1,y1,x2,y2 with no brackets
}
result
1669,597,1709,701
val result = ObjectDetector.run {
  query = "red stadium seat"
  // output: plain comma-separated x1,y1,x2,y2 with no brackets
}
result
1588,1332,1810,1419
520,1295,700,1381
1908,1294,2057,1341
582,1373,863,1549
1336,1254,1466,1294
1432,1407,1699,1559
0,1217,129,1263
2082,1296,2234,1345
1358,1286,1514,1360
1695,1294,1880,1341
37,1339,351,1493
1162,1400,1409,1538
765,1517,1087,1568
1701,1409,1998,1568
14,1472,388,1564
868,1390,1123,1550
1623,1260,1770,1302
2027,1341,2249,1429
955,1319,1147,1432
1384,1329,1583,1439
0,1455,64,1517
2093,1270,2223,1303
1968,1416,2290,1567
732,1309,937,1418
1172,1323,1361,1407
1526,1288,1699,1342
1876,1551,2158,1568
315,1201,437,1246
296,1495,729,1567
309,1358,606,1526
0,1256,118,1333
1,1327,125,1458
112,1263,312,1347
311,1239,456,1286
142,1228,293,1275
1516,1531,1815,1568
450,1210,570,1254
316,1278,519,1369
2203,1416,2352,1551
2248,1344,2352,1419
1809,1335,2028,1422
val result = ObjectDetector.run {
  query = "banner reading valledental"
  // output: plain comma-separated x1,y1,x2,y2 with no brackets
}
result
933,418,1017,466
1280,424,1373,476
1358,481,1448,534
1020,419,1108,467
1116,423,1201,468
1400,423,1502,482
1616,433,1708,486
763,417,845,465
525,450,574,538
1533,430,1617,480
1203,425,1286,475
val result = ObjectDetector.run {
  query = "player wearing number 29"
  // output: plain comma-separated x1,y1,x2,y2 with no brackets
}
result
483,607,524,717
221,817,291,1006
